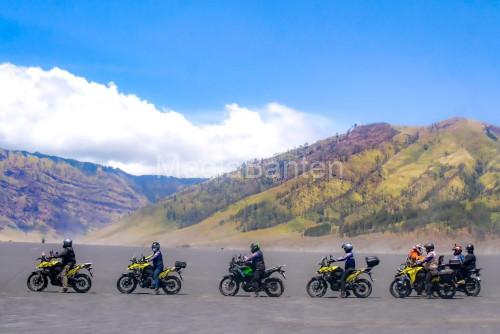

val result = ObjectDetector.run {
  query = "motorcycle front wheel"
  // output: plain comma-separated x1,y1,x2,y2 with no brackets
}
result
162,276,182,295
306,277,327,297
352,278,372,298
389,278,411,298
117,275,138,294
72,273,92,293
27,273,48,292
264,277,284,297
464,278,481,296
219,276,239,296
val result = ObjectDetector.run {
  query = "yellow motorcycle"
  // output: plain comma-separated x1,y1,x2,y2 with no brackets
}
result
116,256,186,294
27,252,93,293
390,261,456,299
389,264,426,298
306,256,379,298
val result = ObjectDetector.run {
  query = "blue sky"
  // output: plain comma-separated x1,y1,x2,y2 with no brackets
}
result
1,1,500,127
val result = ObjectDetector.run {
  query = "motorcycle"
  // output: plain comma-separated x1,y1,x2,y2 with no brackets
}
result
116,256,186,294
27,251,93,293
389,263,426,298
390,256,457,299
306,256,380,298
219,254,286,297
447,259,481,296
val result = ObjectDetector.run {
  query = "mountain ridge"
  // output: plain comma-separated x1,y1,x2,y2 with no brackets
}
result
0,148,205,239
87,118,500,248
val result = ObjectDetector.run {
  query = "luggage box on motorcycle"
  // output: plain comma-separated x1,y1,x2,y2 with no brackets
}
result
175,261,187,269
438,269,454,280
365,256,380,268
448,259,462,270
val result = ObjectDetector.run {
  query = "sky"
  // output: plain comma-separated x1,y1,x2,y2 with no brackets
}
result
0,1,499,176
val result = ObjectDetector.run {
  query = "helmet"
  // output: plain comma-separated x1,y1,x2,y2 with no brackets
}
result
151,242,160,252
466,244,474,253
63,239,72,248
416,244,425,254
453,245,462,255
250,242,260,253
342,243,353,253
424,242,434,252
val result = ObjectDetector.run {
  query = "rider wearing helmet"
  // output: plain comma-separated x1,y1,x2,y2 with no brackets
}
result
336,243,356,298
146,242,164,294
245,242,266,297
53,239,76,292
452,245,464,263
463,244,476,271
407,244,424,264
416,242,438,298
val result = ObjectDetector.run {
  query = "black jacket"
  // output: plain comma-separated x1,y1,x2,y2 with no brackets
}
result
463,253,476,271
55,247,76,267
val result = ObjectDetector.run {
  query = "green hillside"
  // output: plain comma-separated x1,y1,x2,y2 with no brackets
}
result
91,118,500,244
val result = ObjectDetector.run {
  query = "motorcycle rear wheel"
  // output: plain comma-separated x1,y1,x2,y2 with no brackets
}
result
437,282,456,299
162,276,182,295
306,277,327,297
219,277,239,296
72,273,92,293
27,273,48,292
117,275,137,294
264,277,284,297
352,278,372,298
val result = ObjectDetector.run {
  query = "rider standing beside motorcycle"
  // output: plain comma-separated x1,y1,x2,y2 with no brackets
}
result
146,242,163,295
53,239,76,293
416,243,438,299
336,243,355,298
245,242,265,297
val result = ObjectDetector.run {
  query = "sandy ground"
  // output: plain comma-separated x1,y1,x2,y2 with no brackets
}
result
1,242,500,334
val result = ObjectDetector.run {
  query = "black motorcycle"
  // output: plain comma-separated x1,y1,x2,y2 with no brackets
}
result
447,259,481,296
219,255,286,297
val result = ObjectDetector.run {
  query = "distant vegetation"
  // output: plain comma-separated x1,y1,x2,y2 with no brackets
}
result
104,118,500,241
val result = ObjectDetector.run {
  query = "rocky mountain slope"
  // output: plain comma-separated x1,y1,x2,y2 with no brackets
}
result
89,118,500,247
0,149,204,239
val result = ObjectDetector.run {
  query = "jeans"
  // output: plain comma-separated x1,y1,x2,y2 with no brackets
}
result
152,266,163,289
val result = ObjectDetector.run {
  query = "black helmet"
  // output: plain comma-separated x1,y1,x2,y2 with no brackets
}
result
152,242,160,252
424,242,435,252
466,244,474,253
63,239,72,248
342,243,353,253
250,242,260,253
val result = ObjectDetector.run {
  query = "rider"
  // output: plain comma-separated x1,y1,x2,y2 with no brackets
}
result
53,239,76,293
452,245,464,263
407,244,424,264
461,243,477,282
451,244,465,284
145,242,163,294
416,242,438,299
463,244,476,271
336,243,356,298
245,242,265,297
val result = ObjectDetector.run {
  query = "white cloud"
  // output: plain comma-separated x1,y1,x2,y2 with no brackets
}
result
0,63,334,177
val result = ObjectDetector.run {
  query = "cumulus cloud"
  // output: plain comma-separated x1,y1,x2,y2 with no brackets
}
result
0,63,334,177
